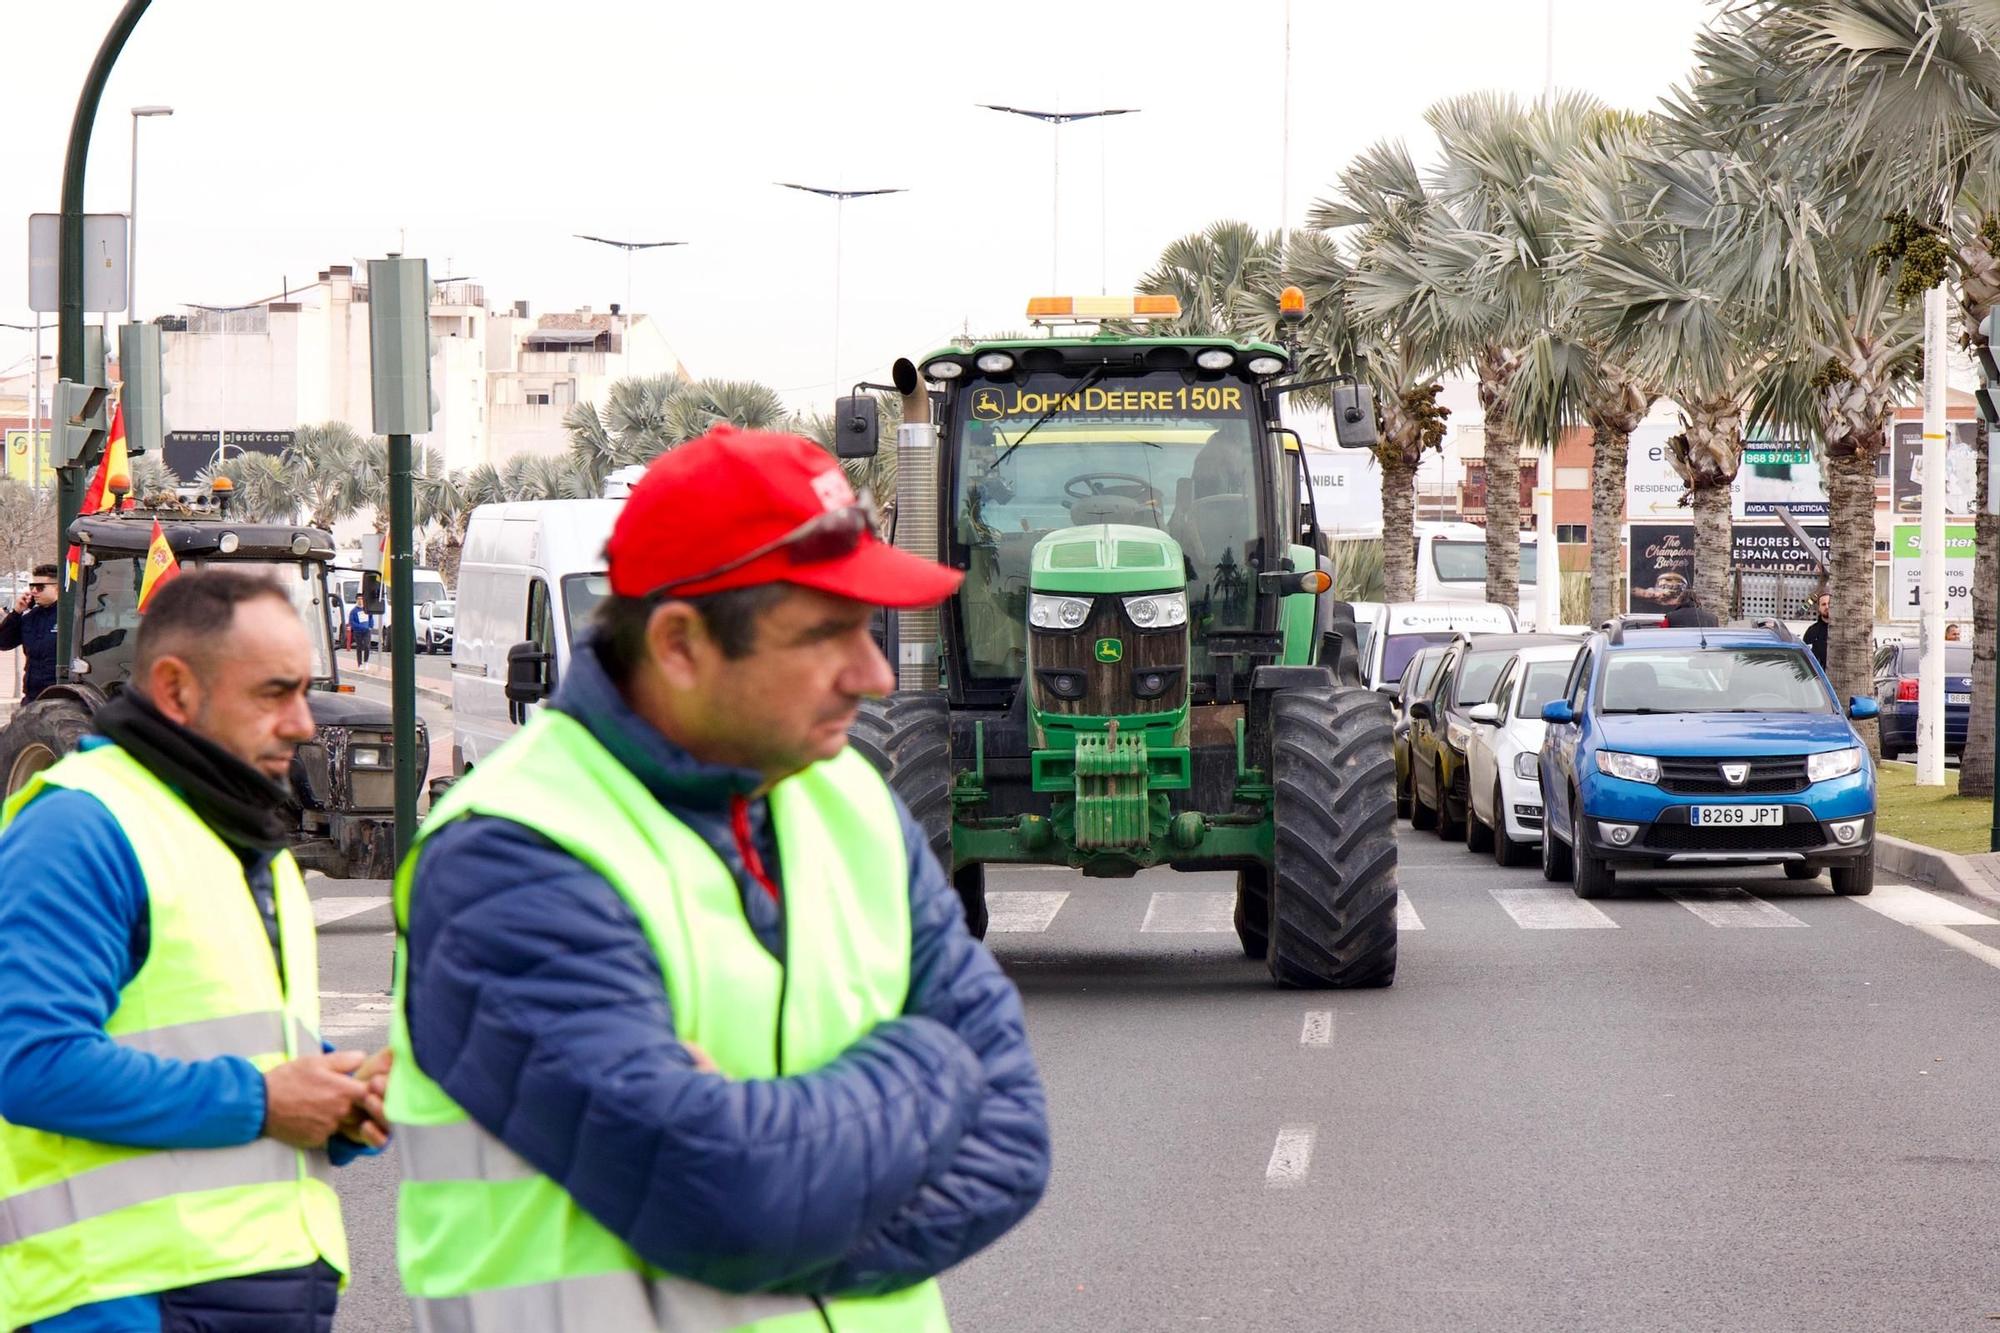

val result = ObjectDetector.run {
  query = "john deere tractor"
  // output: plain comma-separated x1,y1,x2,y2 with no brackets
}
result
842,294,1399,988
0,485,423,878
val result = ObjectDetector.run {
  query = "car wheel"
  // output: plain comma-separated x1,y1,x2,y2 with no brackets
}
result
1410,765,1437,831
1396,767,1412,821
1465,782,1493,853
1830,852,1875,897
1434,763,1464,841
1572,836,1615,900
1541,809,1572,882
1494,782,1531,868
1783,862,1820,881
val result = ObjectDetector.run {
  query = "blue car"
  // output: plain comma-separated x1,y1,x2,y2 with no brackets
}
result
1873,642,1971,760
1538,623,1880,899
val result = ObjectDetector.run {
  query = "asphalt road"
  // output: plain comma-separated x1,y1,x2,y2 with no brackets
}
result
310,823,2000,1332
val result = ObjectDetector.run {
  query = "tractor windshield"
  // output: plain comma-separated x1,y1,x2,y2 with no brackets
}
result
74,554,336,692
952,370,1262,681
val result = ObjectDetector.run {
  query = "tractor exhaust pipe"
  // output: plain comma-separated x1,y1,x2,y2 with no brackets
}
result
891,358,941,691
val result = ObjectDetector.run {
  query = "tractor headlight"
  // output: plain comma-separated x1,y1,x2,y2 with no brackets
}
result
1196,349,1235,370
1246,355,1286,376
1514,751,1540,781
1807,746,1862,783
1028,593,1093,630
975,352,1016,373
1595,750,1659,784
924,359,964,380
1121,591,1187,629
349,745,389,769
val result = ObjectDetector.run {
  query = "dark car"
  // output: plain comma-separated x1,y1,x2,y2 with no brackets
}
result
1394,645,1451,820
1408,632,1577,839
1873,642,1971,760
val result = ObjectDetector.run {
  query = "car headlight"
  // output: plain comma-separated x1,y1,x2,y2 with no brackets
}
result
1514,751,1539,780
1121,591,1187,629
1447,722,1471,751
349,744,389,769
1028,593,1093,630
1807,746,1863,783
1595,750,1659,784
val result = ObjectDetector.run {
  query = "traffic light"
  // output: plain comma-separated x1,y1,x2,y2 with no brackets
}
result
367,256,437,435
54,379,111,467
118,323,164,456
1977,310,2000,424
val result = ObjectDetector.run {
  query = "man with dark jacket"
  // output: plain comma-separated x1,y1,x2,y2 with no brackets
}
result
1803,591,1831,665
1663,587,1723,628
389,426,1049,1331
0,562,61,702
0,571,391,1333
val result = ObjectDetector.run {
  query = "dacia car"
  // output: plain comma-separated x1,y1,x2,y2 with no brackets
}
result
1538,623,1879,899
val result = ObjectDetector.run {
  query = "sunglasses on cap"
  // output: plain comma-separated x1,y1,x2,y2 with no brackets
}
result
647,493,881,601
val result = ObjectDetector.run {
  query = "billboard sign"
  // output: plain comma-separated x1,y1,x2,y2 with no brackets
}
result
3,429,53,487
1627,522,1831,614
1890,420,1979,517
1736,440,1827,518
1301,446,1383,538
1889,522,1976,622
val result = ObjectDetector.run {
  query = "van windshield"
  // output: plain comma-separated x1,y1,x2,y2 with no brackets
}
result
1433,540,1538,586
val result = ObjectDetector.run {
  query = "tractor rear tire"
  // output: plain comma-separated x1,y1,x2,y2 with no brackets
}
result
849,692,987,938
1266,687,1399,990
0,697,93,797
1234,867,1271,960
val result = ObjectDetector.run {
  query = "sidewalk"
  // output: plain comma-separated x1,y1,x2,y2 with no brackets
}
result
344,659,453,707
1879,834,2000,911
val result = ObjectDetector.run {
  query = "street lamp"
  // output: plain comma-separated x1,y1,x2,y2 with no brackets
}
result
573,235,687,365
774,183,907,397
980,104,1138,290
128,105,173,321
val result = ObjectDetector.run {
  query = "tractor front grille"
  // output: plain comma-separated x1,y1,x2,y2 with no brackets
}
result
1031,595,1185,717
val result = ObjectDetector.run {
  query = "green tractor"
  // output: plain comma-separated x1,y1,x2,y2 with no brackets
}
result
843,294,1399,988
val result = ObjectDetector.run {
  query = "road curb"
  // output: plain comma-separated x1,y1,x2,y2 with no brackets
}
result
345,664,452,707
1877,833,2000,911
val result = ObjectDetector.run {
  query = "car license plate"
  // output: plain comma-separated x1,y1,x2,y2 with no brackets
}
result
1691,805,1783,826
1949,692,1971,705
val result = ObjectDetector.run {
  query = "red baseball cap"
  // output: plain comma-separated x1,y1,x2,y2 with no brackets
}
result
605,424,962,608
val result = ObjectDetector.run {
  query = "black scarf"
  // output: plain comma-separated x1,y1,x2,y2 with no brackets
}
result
94,691,295,851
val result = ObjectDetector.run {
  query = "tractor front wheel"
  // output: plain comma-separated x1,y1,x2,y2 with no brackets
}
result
1266,687,1399,989
849,692,987,938
0,697,93,796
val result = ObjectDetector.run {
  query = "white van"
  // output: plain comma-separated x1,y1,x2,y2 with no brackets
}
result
1414,521,1543,627
1363,600,1519,694
452,499,621,770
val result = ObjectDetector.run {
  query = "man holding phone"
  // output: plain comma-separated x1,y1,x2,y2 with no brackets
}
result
0,561,60,705
0,570,390,1332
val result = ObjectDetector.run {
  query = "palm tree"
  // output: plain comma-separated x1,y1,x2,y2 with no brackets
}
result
282,422,377,530
198,452,296,522
1139,221,1282,336
565,375,792,492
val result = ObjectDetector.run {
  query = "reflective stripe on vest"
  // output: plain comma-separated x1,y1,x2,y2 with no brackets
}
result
0,743,347,1329
388,711,946,1332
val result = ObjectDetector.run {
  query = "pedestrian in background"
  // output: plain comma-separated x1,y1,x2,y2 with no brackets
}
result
1804,591,1831,665
347,600,376,667
0,570,390,1333
388,426,1049,1331
1663,583,1723,628
0,562,61,704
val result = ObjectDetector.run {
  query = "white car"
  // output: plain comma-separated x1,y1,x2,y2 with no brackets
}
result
1463,642,1583,867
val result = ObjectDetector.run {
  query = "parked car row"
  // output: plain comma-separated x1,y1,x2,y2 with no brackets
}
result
1390,611,1883,899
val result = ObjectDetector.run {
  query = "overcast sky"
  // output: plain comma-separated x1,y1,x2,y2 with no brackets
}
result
5,0,1720,419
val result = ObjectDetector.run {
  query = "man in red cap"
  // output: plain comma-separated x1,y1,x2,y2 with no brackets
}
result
387,425,1048,1331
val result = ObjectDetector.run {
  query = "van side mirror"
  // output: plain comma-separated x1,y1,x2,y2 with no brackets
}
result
1848,696,1880,720
359,571,384,616
505,640,553,722
1331,380,1380,449
833,395,880,460
1541,700,1575,725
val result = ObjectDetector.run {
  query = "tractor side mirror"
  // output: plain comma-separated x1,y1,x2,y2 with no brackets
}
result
833,395,880,460
1331,380,1380,449
505,640,553,723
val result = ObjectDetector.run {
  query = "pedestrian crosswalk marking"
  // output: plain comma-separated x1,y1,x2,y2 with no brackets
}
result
1265,1125,1316,1187
1396,892,1425,932
312,896,391,926
1300,1011,1333,1046
1140,891,1236,933
1852,882,1997,928
1661,886,1808,929
1488,887,1619,930
985,891,1070,933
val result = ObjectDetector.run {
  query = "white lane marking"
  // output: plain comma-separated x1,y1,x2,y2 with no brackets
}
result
1489,887,1619,930
1140,891,1235,933
1265,1125,1316,1187
1300,1011,1333,1046
1851,882,1999,928
312,896,391,926
1396,891,1425,932
984,890,1071,933
1661,886,1808,929
1911,921,2000,971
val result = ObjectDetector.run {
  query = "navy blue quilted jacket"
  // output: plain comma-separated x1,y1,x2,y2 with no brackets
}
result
403,639,1049,1297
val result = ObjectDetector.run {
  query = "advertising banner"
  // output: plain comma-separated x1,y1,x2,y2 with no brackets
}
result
1889,522,1976,622
1627,522,1831,614
3,429,53,487
1301,446,1383,538
162,429,293,484
1735,441,1827,519
1890,420,1979,517
1624,421,1689,521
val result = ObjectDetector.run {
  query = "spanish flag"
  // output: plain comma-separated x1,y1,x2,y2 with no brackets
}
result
65,403,132,582
135,518,181,612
